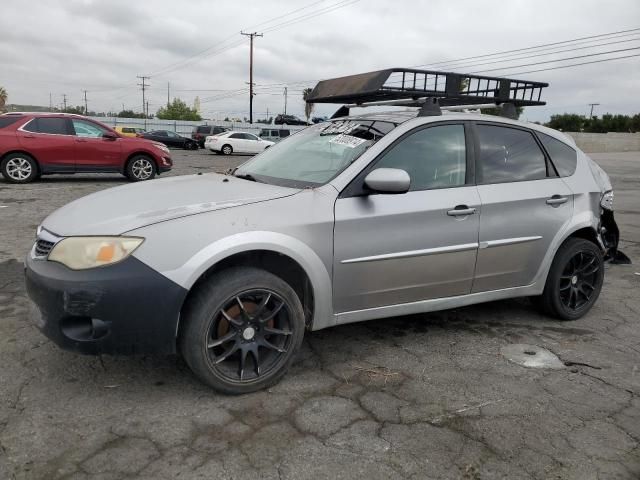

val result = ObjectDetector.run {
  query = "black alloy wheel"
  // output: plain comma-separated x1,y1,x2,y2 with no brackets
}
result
205,290,294,382
559,250,600,311
179,267,305,394
537,238,604,320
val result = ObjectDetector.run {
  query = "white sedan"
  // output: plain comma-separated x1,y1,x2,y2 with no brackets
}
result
204,131,274,155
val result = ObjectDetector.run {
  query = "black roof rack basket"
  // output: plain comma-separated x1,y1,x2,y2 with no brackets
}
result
305,68,548,116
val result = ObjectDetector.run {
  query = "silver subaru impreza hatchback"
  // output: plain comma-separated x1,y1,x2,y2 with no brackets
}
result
25,69,623,393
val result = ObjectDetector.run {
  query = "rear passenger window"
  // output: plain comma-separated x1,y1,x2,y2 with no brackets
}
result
375,124,467,191
279,130,290,137
538,132,577,177
23,118,69,135
476,125,546,183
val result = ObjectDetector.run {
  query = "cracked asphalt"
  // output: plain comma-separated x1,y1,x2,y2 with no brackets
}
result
0,149,638,479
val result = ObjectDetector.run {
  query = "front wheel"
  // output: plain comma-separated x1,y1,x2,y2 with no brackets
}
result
179,267,305,394
537,238,604,321
126,155,156,181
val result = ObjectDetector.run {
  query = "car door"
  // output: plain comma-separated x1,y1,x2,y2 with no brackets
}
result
244,133,263,153
166,131,185,148
147,131,169,146
16,117,76,171
471,122,573,293
228,133,246,152
71,119,122,170
333,122,481,313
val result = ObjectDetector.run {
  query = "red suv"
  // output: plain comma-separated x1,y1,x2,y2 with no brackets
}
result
0,113,172,183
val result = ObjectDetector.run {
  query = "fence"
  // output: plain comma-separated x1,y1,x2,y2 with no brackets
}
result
90,116,306,137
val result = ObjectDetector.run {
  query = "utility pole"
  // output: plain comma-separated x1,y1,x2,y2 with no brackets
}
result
82,89,88,115
240,31,263,124
62,94,67,112
588,103,600,119
283,86,288,115
167,82,170,107
137,75,150,127
49,93,52,112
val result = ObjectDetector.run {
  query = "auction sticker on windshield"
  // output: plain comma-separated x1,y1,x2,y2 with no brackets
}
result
329,133,367,148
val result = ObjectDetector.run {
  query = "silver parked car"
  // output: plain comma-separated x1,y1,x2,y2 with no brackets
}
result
25,69,623,394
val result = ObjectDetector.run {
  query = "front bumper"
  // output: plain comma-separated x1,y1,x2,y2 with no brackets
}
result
25,254,188,355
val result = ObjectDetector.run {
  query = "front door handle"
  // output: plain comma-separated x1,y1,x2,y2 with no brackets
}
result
546,195,568,206
75,138,88,143
447,205,477,216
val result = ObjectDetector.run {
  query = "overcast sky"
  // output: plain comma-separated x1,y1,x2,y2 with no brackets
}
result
1,0,639,122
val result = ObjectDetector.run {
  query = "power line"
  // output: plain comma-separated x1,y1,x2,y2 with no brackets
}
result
470,46,640,74
503,52,640,76
424,36,640,72
147,0,355,78
415,26,640,68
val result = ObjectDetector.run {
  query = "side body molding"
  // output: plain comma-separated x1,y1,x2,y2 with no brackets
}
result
160,231,335,331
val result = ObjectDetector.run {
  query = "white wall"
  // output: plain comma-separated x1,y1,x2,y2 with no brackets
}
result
90,117,305,137
565,132,640,153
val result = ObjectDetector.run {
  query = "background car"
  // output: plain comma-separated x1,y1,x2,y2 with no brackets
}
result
141,130,198,150
191,125,229,148
114,126,146,138
0,113,171,183
204,131,274,155
258,128,291,142
274,114,307,125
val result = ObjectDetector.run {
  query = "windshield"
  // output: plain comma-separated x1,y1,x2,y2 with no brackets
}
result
235,119,396,187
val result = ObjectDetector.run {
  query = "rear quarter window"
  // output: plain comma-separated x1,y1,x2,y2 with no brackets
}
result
197,126,211,133
0,116,24,128
537,132,578,177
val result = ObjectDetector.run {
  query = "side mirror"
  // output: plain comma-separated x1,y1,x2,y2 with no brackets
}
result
103,132,118,140
364,168,410,194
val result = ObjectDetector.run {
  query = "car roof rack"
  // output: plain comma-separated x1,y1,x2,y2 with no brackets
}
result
305,68,548,120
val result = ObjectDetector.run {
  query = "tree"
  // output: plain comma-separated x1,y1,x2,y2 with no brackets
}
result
0,86,7,112
302,88,314,124
117,109,147,119
62,106,85,115
480,106,524,120
156,98,201,121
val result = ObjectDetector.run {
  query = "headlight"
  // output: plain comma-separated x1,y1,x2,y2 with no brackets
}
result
153,143,170,154
601,191,614,211
48,237,144,270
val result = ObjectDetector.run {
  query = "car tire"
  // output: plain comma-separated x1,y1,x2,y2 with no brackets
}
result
1,153,39,184
187,141,198,150
125,155,156,182
179,266,305,395
221,144,233,155
537,237,604,321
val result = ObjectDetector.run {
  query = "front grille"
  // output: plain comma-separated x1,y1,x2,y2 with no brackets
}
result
34,239,55,257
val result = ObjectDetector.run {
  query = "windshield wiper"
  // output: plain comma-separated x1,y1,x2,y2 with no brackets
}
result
234,173,257,182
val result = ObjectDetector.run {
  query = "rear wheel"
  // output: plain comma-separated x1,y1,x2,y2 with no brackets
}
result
221,144,233,155
1,153,39,184
538,238,604,321
179,267,305,394
125,155,156,181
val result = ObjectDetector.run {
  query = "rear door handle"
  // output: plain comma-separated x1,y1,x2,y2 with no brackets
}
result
75,139,88,143
546,195,568,206
447,205,477,216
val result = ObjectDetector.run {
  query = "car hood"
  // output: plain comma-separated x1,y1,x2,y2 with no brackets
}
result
41,173,299,236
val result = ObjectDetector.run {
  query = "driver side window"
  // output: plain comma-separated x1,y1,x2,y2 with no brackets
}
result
72,119,107,138
375,124,467,191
